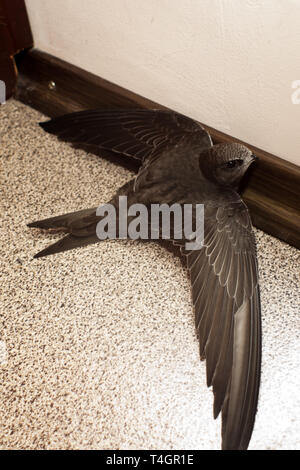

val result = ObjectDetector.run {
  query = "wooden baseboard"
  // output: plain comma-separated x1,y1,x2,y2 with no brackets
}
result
15,49,300,249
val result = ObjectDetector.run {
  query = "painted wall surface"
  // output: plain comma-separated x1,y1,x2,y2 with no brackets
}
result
25,0,300,165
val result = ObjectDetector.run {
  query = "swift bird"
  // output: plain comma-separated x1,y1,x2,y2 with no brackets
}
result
28,109,261,450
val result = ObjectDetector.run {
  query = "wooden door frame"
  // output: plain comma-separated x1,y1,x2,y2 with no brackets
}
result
0,0,33,102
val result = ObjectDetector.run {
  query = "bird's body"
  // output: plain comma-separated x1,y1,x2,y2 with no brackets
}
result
29,109,261,450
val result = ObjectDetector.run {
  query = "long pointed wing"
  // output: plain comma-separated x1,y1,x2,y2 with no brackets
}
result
180,201,261,450
40,109,212,163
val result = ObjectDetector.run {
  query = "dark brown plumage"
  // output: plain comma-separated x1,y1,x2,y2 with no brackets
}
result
29,109,261,450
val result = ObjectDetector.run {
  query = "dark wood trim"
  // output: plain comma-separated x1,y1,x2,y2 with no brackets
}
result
0,0,33,100
16,49,300,249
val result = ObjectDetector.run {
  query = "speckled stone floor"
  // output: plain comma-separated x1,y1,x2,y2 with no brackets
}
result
0,99,299,450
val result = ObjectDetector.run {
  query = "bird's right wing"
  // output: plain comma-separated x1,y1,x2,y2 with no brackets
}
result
40,109,212,163
178,201,261,450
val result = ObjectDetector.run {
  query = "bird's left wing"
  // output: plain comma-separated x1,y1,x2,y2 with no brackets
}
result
39,109,212,163
178,201,261,450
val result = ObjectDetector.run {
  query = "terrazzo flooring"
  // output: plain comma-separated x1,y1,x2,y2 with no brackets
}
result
0,99,299,450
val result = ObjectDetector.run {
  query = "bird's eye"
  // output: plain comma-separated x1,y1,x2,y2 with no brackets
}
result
226,159,243,169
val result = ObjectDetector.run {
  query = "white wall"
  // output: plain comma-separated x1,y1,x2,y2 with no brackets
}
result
25,0,300,165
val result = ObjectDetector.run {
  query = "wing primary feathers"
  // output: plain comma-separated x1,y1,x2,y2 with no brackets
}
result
212,301,235,419
183,201,261,450
193,263,211,331
197,273,219,359
204,285,226,387
39,109,212,164
221,289,261,450
236,288,261,449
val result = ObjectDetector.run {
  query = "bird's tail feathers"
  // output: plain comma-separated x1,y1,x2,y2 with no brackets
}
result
33,233,100,258
28,207,100,258
27,207,97,230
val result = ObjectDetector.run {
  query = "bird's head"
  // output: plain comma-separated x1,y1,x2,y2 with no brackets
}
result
199,143,257,189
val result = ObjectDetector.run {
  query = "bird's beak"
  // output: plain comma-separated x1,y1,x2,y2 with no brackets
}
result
244,153,257,170
246,153,257,168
